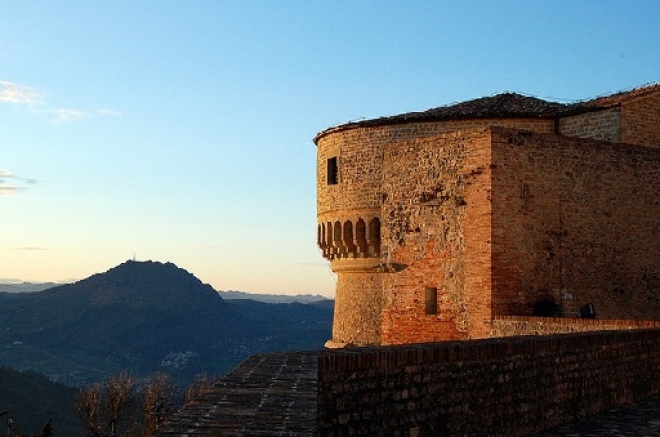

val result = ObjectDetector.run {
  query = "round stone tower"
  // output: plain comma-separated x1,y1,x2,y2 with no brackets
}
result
315,126,384,347
316,93,580,347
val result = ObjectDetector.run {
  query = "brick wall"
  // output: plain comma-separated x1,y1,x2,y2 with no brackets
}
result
317,119,554,346
380,129,493,343
316,118,554,218
318,113,660,346
489,128,660,319
317,329,660,436
620,92,660,148
558,107,620,142
492,316,660,337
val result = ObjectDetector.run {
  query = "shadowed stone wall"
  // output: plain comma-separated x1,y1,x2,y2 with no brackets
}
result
317,329,660,437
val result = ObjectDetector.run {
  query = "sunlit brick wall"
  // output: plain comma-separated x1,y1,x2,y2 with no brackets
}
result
489,127,660,319
379,129,493,343
558,107,620,142
620,92,660,148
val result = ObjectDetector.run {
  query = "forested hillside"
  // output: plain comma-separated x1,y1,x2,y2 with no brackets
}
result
0,260,333,387
0,366,79,436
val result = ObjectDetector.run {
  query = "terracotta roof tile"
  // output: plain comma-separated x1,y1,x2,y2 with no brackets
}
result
314,82,660,142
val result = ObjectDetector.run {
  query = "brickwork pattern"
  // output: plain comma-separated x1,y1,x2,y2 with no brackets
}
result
317,120,555,346
489,128,660,319
154,352,318,436
558,108,620,142
380,130,493,344
317,89,660,346
620,92,660,148
492,316,660,337
316,118,553,217
317,329,660,437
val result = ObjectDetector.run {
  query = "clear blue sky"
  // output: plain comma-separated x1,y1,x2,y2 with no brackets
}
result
1,1,659,296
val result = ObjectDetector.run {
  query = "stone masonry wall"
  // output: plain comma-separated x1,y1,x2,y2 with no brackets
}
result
317,329,660,437
316,118,553,218
332,272,383,345
379,129,493,344
558,108,620,142
492,316,660,337
318,120,553,346
620,91,660,148
489,127,660,319
318,112,660,346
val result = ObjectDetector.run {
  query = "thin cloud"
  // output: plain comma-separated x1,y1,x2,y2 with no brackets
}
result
51,108,88,122
0,186,24,195
13,246,49,251
0,80,43,105
0,79,122,123
97,108,123,117
0,168,37,196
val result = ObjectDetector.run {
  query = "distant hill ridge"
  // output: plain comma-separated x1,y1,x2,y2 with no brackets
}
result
58,260,226,312
0,260,332,387
218,290,331,304
1,264,332,304
0,282,62,293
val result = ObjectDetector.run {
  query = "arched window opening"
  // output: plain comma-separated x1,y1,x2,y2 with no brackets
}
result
356,218,367,257
343,221,356,257
333,221,344,257
368,217,381,256
326,222,334,258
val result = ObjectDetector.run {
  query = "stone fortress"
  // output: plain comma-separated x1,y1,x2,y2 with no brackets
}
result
156,83,660,436
316,82,660,347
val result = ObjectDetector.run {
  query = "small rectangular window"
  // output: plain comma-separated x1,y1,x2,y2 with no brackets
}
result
327,157,338,185
425,287,438,315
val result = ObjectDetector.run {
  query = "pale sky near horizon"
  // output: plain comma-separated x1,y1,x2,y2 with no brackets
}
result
1,1,659,296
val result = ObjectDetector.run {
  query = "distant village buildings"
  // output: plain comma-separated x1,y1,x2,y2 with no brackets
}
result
315,83,660,346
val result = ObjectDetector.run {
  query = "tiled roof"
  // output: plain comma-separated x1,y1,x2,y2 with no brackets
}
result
575,82,660,110
314,82,660,142
365,92,567,123
314,93,565,142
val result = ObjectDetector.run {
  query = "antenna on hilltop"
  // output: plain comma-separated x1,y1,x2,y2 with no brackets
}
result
132,252,136,261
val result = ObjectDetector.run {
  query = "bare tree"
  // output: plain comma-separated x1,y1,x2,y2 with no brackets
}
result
106,373,135,437
76,384,104,437
76,372,222,437
76,373,136,437
141,374,175,436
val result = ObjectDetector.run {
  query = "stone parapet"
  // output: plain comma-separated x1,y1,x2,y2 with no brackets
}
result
318,329,660,436
492,315,660,337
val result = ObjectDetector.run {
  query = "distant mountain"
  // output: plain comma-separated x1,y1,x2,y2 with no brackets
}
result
218,290,331,304
0,260,332,387
0,282,61,293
